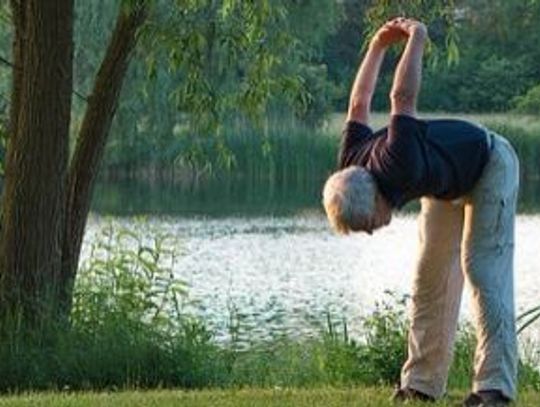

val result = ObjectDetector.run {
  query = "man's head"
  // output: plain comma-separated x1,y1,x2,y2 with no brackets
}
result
322,166,392,234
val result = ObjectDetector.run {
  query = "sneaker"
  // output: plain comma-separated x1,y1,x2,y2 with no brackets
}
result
462,390,511,406
392,387,435,403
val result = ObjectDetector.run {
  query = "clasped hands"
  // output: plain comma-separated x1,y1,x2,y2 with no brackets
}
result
371,17,428,48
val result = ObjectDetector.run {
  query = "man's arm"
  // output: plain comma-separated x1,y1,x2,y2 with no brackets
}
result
347,21,407,125
389,20,428,117
346,42,386,125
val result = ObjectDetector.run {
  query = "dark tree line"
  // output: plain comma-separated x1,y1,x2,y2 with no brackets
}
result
323,0,540,113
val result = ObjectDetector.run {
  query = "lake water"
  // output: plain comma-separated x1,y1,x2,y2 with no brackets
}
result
85,194,540,342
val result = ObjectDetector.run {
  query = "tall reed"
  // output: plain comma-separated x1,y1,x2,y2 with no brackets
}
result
98,113,540,213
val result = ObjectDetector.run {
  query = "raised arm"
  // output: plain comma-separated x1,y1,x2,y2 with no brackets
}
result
389,19,428,117
347,20,407,125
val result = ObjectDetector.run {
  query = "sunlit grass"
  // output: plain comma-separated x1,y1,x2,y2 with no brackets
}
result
0,388,539,407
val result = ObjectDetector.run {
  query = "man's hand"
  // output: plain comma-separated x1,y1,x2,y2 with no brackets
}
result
371,19,408,48
389,18,428,39
372,18,428,48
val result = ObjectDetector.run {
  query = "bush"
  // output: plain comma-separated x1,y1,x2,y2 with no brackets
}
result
355,292,408,385
417,54,535,112
487,122,540,183
513,84,540,114
0,221,225,392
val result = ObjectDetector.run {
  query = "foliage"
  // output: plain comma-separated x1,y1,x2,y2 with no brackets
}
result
323,0,459,111
354,291,409,384
100,113,337,184
69,0,540,177
514,84,540,115
0,221,222,391
67,0,343,178
419,56,531,112
364,0,458,61
486,122,540,186
69,0,464,175
418,0,540,112
72,221,188,335
143,1,300,128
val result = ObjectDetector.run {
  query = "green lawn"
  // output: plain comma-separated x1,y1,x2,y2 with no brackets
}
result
0,388,539,407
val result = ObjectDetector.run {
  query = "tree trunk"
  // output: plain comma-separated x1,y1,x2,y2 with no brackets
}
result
0,0,73,321
0,1,148,323
60,2,148,313
8,0,26,138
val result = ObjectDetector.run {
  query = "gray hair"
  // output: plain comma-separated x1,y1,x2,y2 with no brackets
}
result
322,166,377,234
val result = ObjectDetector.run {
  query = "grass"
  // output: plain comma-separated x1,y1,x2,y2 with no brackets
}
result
0,387,539,407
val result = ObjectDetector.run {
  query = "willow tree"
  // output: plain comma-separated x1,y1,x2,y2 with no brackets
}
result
0,0,300,324
1,0,75,322
0,0,456,326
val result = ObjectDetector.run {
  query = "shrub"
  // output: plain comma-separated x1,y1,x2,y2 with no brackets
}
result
0,221,225,392
513,84,540,115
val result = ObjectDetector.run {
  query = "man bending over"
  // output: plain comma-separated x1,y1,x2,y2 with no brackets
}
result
323,18,519,407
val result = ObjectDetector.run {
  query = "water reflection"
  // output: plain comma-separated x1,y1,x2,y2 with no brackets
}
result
92,176,540,215
83,213,540,342
89,177,540,341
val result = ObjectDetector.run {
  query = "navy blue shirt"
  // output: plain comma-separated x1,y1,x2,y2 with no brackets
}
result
338,115,490,208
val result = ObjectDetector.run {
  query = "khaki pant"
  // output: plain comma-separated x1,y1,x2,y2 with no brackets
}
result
400,134,519,400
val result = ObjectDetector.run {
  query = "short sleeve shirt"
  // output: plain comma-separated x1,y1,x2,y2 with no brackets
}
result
338,115,490,208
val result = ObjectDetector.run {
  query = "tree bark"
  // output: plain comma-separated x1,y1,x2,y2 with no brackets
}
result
0,0,73,320
60,2,148,313
8,0,26,138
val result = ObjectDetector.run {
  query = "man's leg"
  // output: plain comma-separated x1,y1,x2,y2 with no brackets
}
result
462,135,519,400
401,197,465,399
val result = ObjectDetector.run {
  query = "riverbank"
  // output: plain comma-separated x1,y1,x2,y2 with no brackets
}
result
1,387,539,407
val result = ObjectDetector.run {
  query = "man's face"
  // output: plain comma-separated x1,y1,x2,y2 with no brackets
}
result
360,195,393,235
374,203,393,231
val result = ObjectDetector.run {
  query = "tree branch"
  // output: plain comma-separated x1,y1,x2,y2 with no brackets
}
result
60,1,149,312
